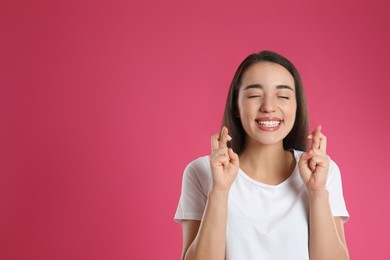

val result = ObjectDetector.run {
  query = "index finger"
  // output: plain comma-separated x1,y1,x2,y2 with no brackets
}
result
318,131,327,153
211,132,220,151
219,126,231,149
211,126,231,151
309,125,321,150
218,126,228,148
309,125,327,153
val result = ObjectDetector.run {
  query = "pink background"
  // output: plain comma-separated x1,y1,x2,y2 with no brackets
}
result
1,0,389,259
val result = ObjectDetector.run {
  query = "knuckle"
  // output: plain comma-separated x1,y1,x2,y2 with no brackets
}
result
212,147,228,157
218,147,228,154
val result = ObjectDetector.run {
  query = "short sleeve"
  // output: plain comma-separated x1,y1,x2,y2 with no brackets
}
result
327,160,349,222
174,156,211,222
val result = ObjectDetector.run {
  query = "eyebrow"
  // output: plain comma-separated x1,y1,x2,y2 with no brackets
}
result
243,84,295,92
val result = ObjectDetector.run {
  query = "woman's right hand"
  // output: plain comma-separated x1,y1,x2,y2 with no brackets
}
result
209,126,240,192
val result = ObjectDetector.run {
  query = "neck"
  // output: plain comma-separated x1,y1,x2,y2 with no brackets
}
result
239,141,295,185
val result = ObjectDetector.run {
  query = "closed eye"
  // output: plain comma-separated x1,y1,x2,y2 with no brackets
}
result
278,96,290,100
248,95,261,99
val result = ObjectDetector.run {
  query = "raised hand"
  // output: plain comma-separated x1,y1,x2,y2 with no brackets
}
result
209,126,240,192
298,125,330,193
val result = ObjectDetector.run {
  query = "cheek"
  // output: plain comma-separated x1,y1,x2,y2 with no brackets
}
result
239,102,258,118
287,104,297,122
237,99,250,115
281,102,297,120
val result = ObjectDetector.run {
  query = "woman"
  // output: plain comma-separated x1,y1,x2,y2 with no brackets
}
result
174,50,349,260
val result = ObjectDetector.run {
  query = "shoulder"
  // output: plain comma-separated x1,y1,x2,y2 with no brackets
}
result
186,156,209,169
184,156,210,175
182,156,212,187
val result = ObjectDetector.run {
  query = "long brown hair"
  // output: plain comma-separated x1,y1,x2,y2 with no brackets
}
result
222,50,309,154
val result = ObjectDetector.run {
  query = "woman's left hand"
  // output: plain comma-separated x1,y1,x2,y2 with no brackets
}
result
298,125,330,193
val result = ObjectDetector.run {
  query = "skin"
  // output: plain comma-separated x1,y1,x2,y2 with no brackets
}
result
237,62,297,184
181,62,349,260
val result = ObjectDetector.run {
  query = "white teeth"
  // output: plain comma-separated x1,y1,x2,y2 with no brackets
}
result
257,120,281,127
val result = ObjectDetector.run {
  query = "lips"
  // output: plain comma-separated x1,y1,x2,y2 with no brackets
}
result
255,117,283,131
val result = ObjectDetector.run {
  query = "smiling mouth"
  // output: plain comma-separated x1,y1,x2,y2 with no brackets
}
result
256,120,282,127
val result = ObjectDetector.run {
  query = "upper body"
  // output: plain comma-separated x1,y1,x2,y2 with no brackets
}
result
175,50,350,260
175,150,349,259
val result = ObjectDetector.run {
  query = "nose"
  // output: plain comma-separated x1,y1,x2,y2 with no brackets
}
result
259,95,276,113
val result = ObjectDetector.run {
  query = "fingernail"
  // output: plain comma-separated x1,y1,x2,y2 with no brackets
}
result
227,135,232,141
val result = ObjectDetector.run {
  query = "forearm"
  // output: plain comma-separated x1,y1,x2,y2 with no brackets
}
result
184,190,228,260
308,190,349,260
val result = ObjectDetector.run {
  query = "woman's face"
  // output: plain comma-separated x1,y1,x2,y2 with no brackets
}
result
237,61,297,147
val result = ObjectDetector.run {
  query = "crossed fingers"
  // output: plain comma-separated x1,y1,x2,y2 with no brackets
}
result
308,125,327,154
306,125,330,172
211,126,233,167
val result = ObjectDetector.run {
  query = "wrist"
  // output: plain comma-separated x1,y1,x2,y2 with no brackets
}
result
308,189,329,201
208,189,229,199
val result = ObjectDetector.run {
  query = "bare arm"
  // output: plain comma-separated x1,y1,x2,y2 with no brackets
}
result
308,191,349,260
181,127,239,260
181,220,200,260
182,190,229,260
299,126,349,260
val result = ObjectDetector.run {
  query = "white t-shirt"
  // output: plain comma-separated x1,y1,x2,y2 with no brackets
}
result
174,150,349,260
